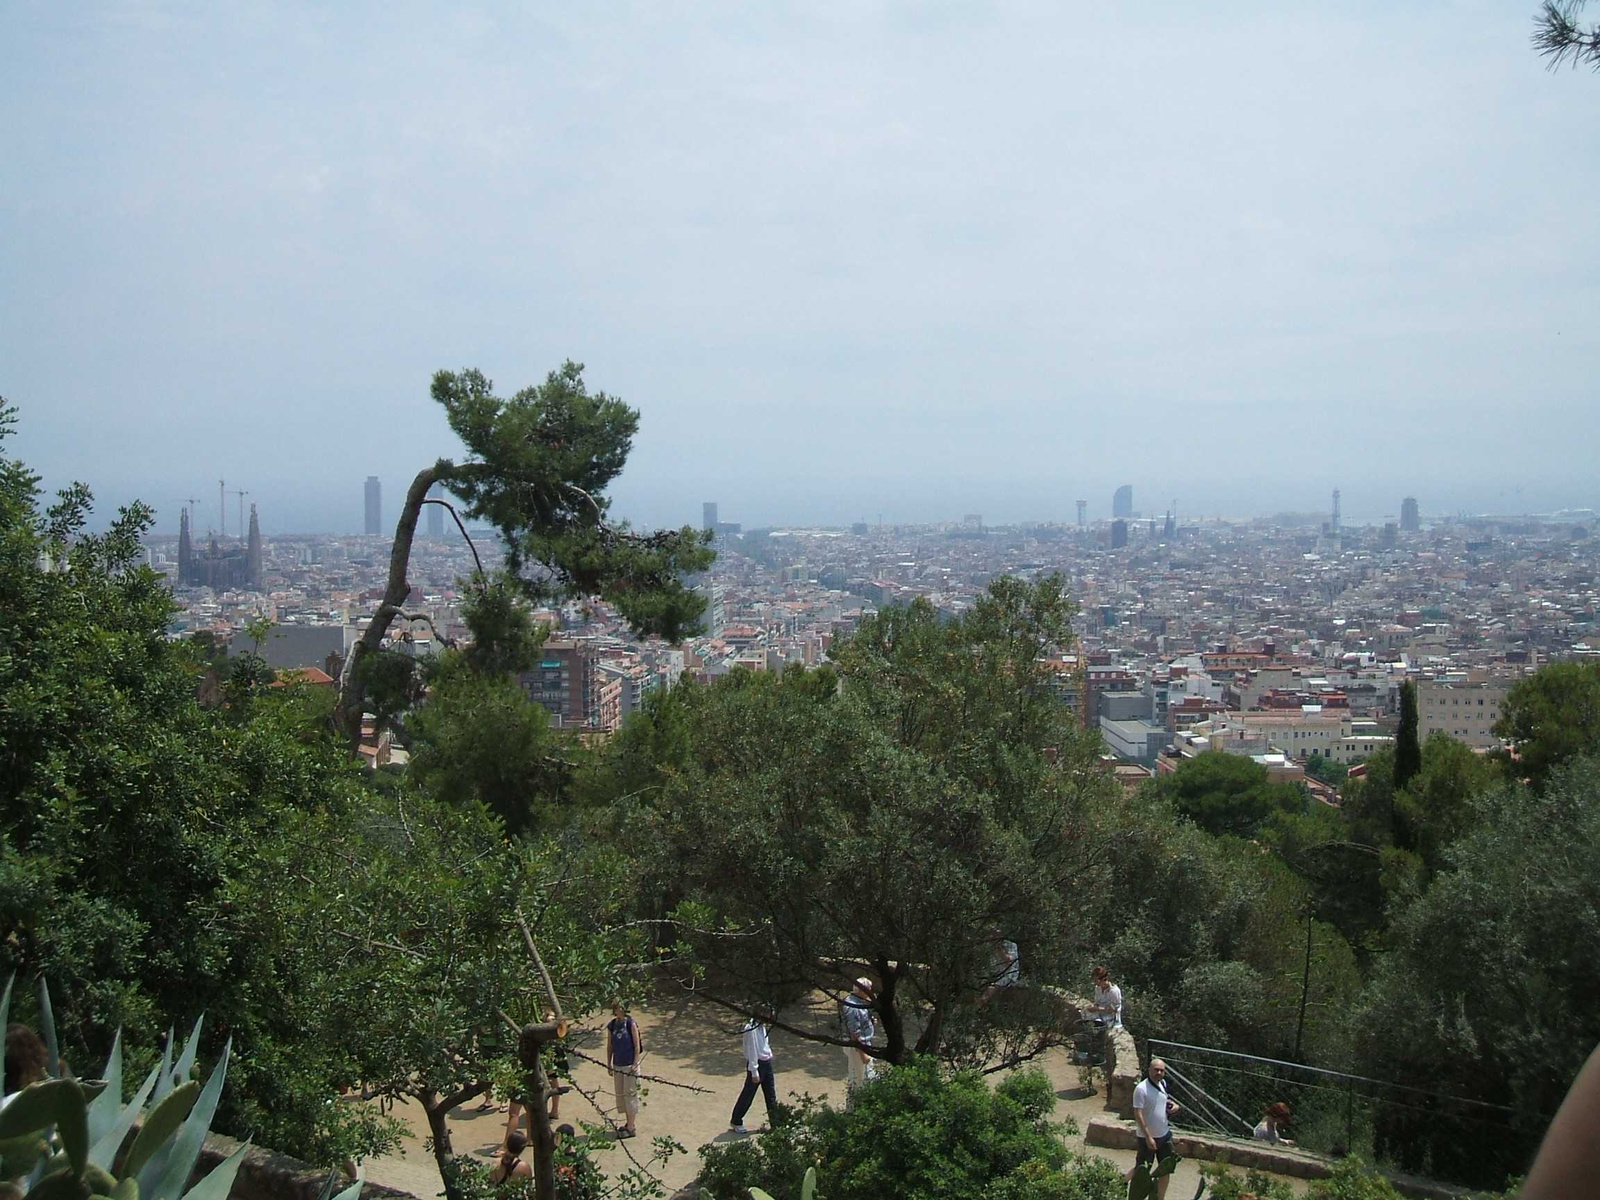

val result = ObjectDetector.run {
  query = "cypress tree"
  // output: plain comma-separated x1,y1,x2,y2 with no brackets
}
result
1396,679,1422,791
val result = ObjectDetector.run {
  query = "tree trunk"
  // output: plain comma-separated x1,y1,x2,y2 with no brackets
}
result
420,1089,462,1200
335,465,440,750
518,1019,565,1200
877,962,908,1064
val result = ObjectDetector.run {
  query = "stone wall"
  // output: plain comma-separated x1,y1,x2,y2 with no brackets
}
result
1039,988,1140,1119
193,1134,419,1200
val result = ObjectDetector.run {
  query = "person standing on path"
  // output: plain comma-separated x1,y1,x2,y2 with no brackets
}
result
605,1001,642,1139
1132,1058,1181,1198
1089,965,1122,1026
729,1017,778,1133
840,977,877,1090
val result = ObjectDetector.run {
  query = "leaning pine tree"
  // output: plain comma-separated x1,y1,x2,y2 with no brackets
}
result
334,362,715,746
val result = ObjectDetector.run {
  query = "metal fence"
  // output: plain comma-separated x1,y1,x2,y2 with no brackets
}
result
1145,1039,1536,1191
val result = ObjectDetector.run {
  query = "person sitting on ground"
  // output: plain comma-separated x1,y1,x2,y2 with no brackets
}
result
3,1024,49,1107
488,1130,532,1187
1254,1101,1293,1145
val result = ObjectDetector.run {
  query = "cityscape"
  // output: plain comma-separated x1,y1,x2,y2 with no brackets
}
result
147,477,1599,778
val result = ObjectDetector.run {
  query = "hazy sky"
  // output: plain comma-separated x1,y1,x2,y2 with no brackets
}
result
3,1,1597,535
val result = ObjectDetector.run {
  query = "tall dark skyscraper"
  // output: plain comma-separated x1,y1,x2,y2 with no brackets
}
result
364,476,382,536
703,501,718,531
178,505,193,580
1401,496,1420,532
1111,519,1129,549
246,504,262,584
1113,485,1133,519
426,483,445,537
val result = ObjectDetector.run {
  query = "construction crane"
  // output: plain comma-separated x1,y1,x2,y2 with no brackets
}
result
232,488,249,539
218,480,226,539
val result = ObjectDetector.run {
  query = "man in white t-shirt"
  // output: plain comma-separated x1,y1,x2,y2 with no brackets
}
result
1132,1058,1181,1197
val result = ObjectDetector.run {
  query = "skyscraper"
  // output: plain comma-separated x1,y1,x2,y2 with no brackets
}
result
1401,496,1420,532
1113,485,1133,519
246,503,263,585
426,483,444,537
1111,519,1129,549
364,476,382,536
703,502,718,532
1076,499,1087,528
178,505,192,582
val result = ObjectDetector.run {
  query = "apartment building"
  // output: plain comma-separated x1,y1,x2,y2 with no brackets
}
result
1417,675,1513,748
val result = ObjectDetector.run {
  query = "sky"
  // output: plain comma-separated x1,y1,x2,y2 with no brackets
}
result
3,1,1597,535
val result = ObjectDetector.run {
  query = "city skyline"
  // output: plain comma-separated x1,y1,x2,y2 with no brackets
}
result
5,4,1597,536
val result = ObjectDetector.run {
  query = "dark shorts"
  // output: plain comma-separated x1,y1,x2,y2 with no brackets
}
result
1136,1133,1173,1168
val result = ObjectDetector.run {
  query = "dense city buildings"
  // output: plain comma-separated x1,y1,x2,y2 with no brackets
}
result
148,500,1600,766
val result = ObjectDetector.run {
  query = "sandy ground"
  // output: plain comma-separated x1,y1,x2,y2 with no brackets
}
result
362,990,1305,1198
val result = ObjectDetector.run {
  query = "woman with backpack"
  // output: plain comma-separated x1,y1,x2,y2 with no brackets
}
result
605,1001,642,1138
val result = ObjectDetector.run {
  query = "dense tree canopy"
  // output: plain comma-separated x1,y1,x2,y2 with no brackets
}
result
1494,659,1600,789
606,577,1114,1068
337,364,715,741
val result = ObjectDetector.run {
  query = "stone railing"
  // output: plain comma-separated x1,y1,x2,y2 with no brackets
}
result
192,1135,419,1200
1037,988,1140,1117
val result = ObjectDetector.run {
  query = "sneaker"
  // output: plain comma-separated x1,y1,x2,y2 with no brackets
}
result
729,1123,749,1134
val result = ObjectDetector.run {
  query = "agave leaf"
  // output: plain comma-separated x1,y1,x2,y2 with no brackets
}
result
89,1063,160,1171
748,1191,777,1200
29,1167,92,1200
140,1038,230,1200
151,1030,176,1106
36,977,60,1080
169,1018,204,1092
329,1168,364,1200
800,1166,817,1200
84,1163,117,1194
314,1169,339,1200
0,1080,89,1167
111,1177,139,1200
1128,1163,1155,1200
176,1141,249,1200
1152,1153,1181,1178
0,1133,49,1180
122,1081,200,1182
0,973,13,1099
86,1033,124,1147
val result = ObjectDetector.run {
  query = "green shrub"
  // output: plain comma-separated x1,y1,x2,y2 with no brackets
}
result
698,1058,1114,1200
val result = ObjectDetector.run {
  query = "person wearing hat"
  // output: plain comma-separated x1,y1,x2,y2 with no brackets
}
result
840,977,877,1089
1254,1101,1293,1145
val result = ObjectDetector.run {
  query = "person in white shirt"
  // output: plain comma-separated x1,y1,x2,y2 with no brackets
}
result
1132,1058,1181,1197
840,977,878,1089
1090,965,1123,1027
729,1018,777,1133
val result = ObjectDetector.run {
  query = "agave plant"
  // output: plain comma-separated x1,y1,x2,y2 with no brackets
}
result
749,1165,817,1200
0,974,361,1200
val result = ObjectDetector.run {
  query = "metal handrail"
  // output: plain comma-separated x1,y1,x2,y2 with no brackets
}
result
1145,1039,1515,1114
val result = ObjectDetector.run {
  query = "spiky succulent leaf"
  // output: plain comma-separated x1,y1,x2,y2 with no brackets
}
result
139,1039,229,1200
122,1082,199,1182
85,1034,123,1148
175,1141,249,1200
89,1063,159,1171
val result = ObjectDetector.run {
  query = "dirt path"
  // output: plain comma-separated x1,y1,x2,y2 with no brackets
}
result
363,991,1304,1197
